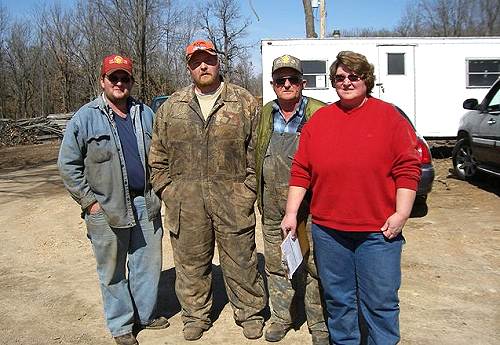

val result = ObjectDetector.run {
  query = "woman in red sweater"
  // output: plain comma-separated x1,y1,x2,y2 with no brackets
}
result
281,51,421,345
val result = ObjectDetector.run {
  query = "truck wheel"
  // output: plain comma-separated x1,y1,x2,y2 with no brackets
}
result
452,138,477,180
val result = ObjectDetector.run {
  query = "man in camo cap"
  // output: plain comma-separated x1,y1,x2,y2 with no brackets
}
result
255,54,329,344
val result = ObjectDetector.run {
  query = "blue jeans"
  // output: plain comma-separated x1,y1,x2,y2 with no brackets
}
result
312,224,403,345
85,196,163,337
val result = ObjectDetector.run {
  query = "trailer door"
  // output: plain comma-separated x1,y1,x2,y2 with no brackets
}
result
376,45,416,125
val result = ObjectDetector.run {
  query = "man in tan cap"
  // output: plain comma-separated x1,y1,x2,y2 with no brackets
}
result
255,54,329,344
149,40,267,341
58,54,168,345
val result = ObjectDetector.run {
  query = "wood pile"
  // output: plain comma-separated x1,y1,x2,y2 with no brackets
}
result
0,113,73,147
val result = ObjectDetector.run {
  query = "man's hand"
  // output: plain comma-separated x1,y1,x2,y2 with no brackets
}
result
87,202,101,215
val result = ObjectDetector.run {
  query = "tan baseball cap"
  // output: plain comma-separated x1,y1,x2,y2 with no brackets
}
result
272,54,303,74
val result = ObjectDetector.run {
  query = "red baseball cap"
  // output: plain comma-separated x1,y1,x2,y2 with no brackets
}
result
185,40,217,61
100,54,133,76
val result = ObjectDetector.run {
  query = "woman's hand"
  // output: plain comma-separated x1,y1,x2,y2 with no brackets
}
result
281,212,298,240
380,211,407,239
281,186,308,240
381,188,416,239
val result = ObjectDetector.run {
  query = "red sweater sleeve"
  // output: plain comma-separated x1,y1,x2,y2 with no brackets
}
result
391,115,421,191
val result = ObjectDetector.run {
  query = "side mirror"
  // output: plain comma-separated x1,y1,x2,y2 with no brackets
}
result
463,98,478,110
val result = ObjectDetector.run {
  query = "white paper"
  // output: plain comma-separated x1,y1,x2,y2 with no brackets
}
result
280,232,304,279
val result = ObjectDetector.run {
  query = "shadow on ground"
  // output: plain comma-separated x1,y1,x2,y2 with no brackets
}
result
156,253,275,324
0,163,65,204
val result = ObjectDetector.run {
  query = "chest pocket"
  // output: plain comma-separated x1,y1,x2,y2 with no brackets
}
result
87,134,112,163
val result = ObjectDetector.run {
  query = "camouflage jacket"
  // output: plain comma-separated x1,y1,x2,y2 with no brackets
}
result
149,82,260,195
255,97,325,212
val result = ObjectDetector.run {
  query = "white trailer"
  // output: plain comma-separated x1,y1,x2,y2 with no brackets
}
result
261,37,500,138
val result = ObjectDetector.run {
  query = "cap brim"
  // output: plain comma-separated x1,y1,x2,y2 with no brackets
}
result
272,66,303,75
186,49,217,61
104,68,132,76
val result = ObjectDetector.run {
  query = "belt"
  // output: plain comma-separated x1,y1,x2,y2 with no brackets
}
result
130,190,144,198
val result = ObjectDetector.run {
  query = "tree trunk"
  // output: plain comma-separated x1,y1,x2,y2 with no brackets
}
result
302,0,317,38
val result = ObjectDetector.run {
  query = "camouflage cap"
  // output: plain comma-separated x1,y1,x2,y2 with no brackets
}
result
272,54,303,75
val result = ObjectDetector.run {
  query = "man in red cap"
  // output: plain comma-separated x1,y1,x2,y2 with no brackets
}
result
149,40,267,341
58,54,168,345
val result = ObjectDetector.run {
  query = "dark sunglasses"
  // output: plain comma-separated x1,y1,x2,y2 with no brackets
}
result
106,74,132,84
333,74,362,83
273,76,302,86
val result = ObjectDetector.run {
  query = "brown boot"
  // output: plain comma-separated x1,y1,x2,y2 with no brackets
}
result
114,333,138,345
144,316,170,330
311,330,330,345
183,326,204,341
241,319,264,339
265,322,291,342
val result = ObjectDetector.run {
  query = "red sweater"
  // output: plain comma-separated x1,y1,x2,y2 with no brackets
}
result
289,97,421,232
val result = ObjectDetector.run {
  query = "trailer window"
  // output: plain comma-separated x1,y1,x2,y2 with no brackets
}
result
302,60,327,89
387,53,405,75
467,59,500,88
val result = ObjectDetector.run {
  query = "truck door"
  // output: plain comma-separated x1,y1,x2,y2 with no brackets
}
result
473,82,500,166
376,45,416,126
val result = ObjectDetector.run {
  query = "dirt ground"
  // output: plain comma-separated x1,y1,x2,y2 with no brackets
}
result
0,142,499,345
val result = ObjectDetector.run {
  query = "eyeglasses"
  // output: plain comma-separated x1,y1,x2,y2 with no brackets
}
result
106,74,132,84
188,55,218,69
333,74,362,83
273,76,302,86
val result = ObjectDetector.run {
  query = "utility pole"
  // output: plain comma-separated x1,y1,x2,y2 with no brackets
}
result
319,0,326,38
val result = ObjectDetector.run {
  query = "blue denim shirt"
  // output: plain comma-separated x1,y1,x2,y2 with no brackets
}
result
58,94,161,228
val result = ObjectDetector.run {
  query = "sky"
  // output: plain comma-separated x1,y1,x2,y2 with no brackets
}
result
3,0,409,70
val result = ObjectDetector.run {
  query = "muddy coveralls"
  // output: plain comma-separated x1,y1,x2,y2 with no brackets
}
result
149,82,266,331
255,97,327,334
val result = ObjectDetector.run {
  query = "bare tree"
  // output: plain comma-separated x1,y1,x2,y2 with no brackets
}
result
421,0,473,36
474,0,500,36
38,3,82,113
150,1,197,95
198,0,251,80
302,0,317,38
0,0,257,118
231,52,261,95
4,21,38,119
396,0,500,37
69,1,105,100
0,3,9,118
341,28,395,38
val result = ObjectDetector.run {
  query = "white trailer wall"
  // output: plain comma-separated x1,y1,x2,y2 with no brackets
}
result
261,37,500,137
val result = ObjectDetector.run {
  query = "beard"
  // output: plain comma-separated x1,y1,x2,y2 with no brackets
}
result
195,73,218,87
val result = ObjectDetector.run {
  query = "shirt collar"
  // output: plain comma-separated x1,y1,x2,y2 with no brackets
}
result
272,96,307,122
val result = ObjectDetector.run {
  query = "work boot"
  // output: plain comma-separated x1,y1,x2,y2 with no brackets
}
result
311,330,330,345
264,322,291,342
242,319,264,339
183,326,204,341
144,316,170,330
114,333,138,345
